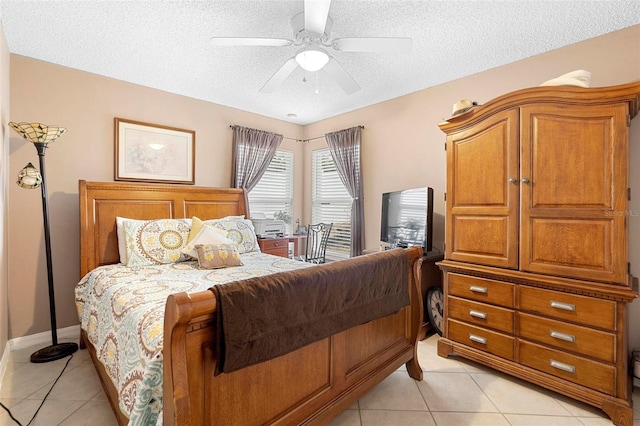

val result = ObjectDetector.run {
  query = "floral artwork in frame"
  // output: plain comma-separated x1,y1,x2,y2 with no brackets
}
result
115,118,195,184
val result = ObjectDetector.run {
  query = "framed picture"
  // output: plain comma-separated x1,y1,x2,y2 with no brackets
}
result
115,118,195,184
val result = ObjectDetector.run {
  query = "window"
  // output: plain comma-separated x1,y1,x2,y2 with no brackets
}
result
248,150,294,234
312,148,352,259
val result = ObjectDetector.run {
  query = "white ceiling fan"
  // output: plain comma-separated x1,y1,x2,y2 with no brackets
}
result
210,0,412,94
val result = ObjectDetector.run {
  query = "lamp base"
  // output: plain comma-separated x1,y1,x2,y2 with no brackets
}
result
30,342,78,363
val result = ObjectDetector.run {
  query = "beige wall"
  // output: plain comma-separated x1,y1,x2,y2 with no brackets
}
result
8,57,303,339
303,24,640,344
6,24,640,354
304,24,640,254
0,22,9,357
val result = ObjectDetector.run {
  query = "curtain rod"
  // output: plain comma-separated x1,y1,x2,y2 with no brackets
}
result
229,124,364,143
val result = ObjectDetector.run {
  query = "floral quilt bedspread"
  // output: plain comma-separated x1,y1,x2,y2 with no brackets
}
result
75,252,312,426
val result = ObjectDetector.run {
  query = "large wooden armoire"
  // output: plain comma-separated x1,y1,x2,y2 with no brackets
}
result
437,82,640,425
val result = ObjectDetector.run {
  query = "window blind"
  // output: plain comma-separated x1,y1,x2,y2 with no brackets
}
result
311,148,351,259
248,150,294,234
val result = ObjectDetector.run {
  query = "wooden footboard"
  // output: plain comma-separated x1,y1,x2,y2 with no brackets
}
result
163,246,424,425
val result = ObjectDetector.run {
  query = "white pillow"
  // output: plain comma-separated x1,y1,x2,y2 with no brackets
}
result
115,217,130,264
181,225,235,259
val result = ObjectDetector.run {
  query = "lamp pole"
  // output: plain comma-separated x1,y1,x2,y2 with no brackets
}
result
35,143,59,346
29,142,78,363
10,122,78,362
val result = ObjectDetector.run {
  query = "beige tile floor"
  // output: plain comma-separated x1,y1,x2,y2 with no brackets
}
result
1,334,638,426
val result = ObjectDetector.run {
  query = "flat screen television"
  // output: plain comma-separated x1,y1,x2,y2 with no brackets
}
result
380,187,434,252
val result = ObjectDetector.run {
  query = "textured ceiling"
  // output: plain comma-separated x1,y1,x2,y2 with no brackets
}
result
1,1,639,125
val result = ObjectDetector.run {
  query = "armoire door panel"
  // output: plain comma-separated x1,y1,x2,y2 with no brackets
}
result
520,104,628,283
446,108,519,268
527,113,614,208
524,217,620,281
452,125,511,207
449,215,513,267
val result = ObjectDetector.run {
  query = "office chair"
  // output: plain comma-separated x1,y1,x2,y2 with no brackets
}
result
300,222,333,264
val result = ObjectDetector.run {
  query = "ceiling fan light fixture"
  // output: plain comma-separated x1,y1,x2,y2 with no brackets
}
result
295,47,329,72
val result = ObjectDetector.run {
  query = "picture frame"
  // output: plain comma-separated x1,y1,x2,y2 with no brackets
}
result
115,118,195,184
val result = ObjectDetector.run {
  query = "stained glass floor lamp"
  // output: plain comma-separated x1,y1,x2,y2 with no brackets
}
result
9,122,78,363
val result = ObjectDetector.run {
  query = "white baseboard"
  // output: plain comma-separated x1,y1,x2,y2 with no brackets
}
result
0,326,79,395
8,325,80,352
0,342,9,395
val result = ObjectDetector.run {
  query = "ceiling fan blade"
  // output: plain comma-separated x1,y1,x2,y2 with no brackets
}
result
260,58,299,93
332,37,413,54
210,37,292,47
304,0,331,35
323,57,360,95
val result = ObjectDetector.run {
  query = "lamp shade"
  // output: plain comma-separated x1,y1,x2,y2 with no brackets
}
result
8,122,67,144
17,162,42,189
295,47,330,72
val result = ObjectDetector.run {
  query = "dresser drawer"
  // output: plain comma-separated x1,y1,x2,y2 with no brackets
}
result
448,296,515,334
518,312,615,363
448,319,515,360
447,273,515,308
519,286,615,330
257,238,289,258
519,340,616,395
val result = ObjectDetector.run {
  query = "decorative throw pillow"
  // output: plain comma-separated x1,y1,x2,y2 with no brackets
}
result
181,224,235,259
117,217,192,264
195,244,243,269
189,216,259,254
123,219,192,267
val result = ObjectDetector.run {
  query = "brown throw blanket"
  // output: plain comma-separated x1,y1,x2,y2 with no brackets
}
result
211,248,409,374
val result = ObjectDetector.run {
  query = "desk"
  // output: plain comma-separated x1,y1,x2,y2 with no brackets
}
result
257,236,308,258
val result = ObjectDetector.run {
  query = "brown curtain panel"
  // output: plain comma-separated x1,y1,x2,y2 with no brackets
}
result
230,125,283,191
325,126,364,257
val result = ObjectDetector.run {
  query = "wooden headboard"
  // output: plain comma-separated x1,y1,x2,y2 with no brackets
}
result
79,180,250,277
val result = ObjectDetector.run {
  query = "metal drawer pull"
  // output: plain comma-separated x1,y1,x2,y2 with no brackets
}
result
469,334,487,345
550,301,576,312
469,285,488,294
550,330,576,343
469,310,488,319
550,359,576,374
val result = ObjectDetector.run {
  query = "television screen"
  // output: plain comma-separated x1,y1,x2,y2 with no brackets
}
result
381,187,433,252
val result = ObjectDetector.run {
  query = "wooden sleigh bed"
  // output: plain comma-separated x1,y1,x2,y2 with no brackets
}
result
77,180,424,425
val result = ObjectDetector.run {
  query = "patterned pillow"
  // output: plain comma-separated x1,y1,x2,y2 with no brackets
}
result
190,216,259,254
117,217,192,264
181,224,235,259
124,219,192,266
195,244,243,269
